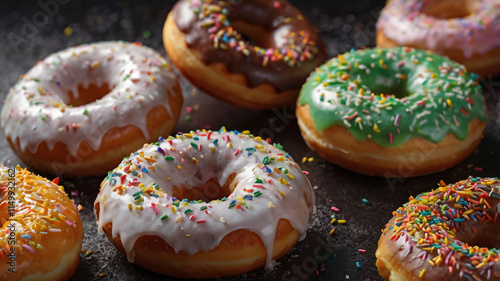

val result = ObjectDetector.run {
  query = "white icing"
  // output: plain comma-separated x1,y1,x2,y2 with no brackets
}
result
311,85,341,111
1,41,181,155
94,130,316,268
377,0,500,58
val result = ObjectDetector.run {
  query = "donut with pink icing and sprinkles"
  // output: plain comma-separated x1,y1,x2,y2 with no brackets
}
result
377,0,500,77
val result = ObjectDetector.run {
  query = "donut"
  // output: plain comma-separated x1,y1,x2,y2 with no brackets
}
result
376,177,500,280
376,0,500,77
1,41,183,177
0,165,83,281
296,47,488,177
94,128,315,278
163,0,327,109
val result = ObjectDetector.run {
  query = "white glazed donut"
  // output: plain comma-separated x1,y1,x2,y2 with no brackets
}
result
1,41,183,177
94,128,316,278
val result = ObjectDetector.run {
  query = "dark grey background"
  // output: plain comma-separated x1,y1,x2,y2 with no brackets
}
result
1,1,499,280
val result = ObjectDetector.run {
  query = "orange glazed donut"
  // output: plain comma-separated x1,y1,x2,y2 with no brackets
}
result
376,177,500,280
0,165,83,281
163,0,327,109
377,0,500,77
1,41,183,177
94,129,316,278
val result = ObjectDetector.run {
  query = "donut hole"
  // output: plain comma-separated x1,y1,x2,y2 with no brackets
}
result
230,21,275,49
369,75,411,99
65,83,113,107
421,0,479,19
171,174,236,202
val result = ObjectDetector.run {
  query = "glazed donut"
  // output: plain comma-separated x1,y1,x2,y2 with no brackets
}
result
296,47,488,177
376,177,500,280
163,0,327,109
94,128,315,278
0,165,83,281
377,0,500,77
1,41,183,177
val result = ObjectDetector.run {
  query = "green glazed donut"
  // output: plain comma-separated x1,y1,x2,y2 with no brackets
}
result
296,47,488,177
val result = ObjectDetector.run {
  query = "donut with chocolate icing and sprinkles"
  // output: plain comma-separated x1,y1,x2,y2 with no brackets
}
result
296,47,487,177
94,128,315,278
376,177,500,281
163,0,327,109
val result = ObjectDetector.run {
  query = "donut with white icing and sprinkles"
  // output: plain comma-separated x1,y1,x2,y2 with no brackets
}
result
94,128,315,278
1,41,183,177
0,165,83,281
376,177,500,281
296,47,488,177
377,0,500,77
163,0,327,109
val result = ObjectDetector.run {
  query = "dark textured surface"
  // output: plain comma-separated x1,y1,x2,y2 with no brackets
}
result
1,1,499,280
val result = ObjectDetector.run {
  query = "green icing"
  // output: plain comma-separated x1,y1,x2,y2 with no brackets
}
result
298,47,488,147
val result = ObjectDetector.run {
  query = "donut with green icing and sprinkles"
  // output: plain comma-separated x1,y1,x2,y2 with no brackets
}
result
296,47,487,177
376,177,500,281
0,166,83,281
94,127,315,278
163,0,327,109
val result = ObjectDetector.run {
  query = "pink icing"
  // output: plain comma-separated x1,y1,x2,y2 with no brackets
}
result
377,0,500,58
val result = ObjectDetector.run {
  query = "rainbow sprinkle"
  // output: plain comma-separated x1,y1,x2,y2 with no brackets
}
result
96,127,315,274
186,0,322,68
0,166,82,275
298,47,487,147
381,177,500,280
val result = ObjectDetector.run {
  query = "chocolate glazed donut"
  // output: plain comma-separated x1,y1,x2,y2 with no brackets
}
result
164,0,327,109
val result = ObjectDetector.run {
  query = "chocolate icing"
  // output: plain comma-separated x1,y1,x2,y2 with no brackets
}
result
172,0,327,92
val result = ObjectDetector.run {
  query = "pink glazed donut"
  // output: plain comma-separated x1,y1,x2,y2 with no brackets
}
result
377,0,500,77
